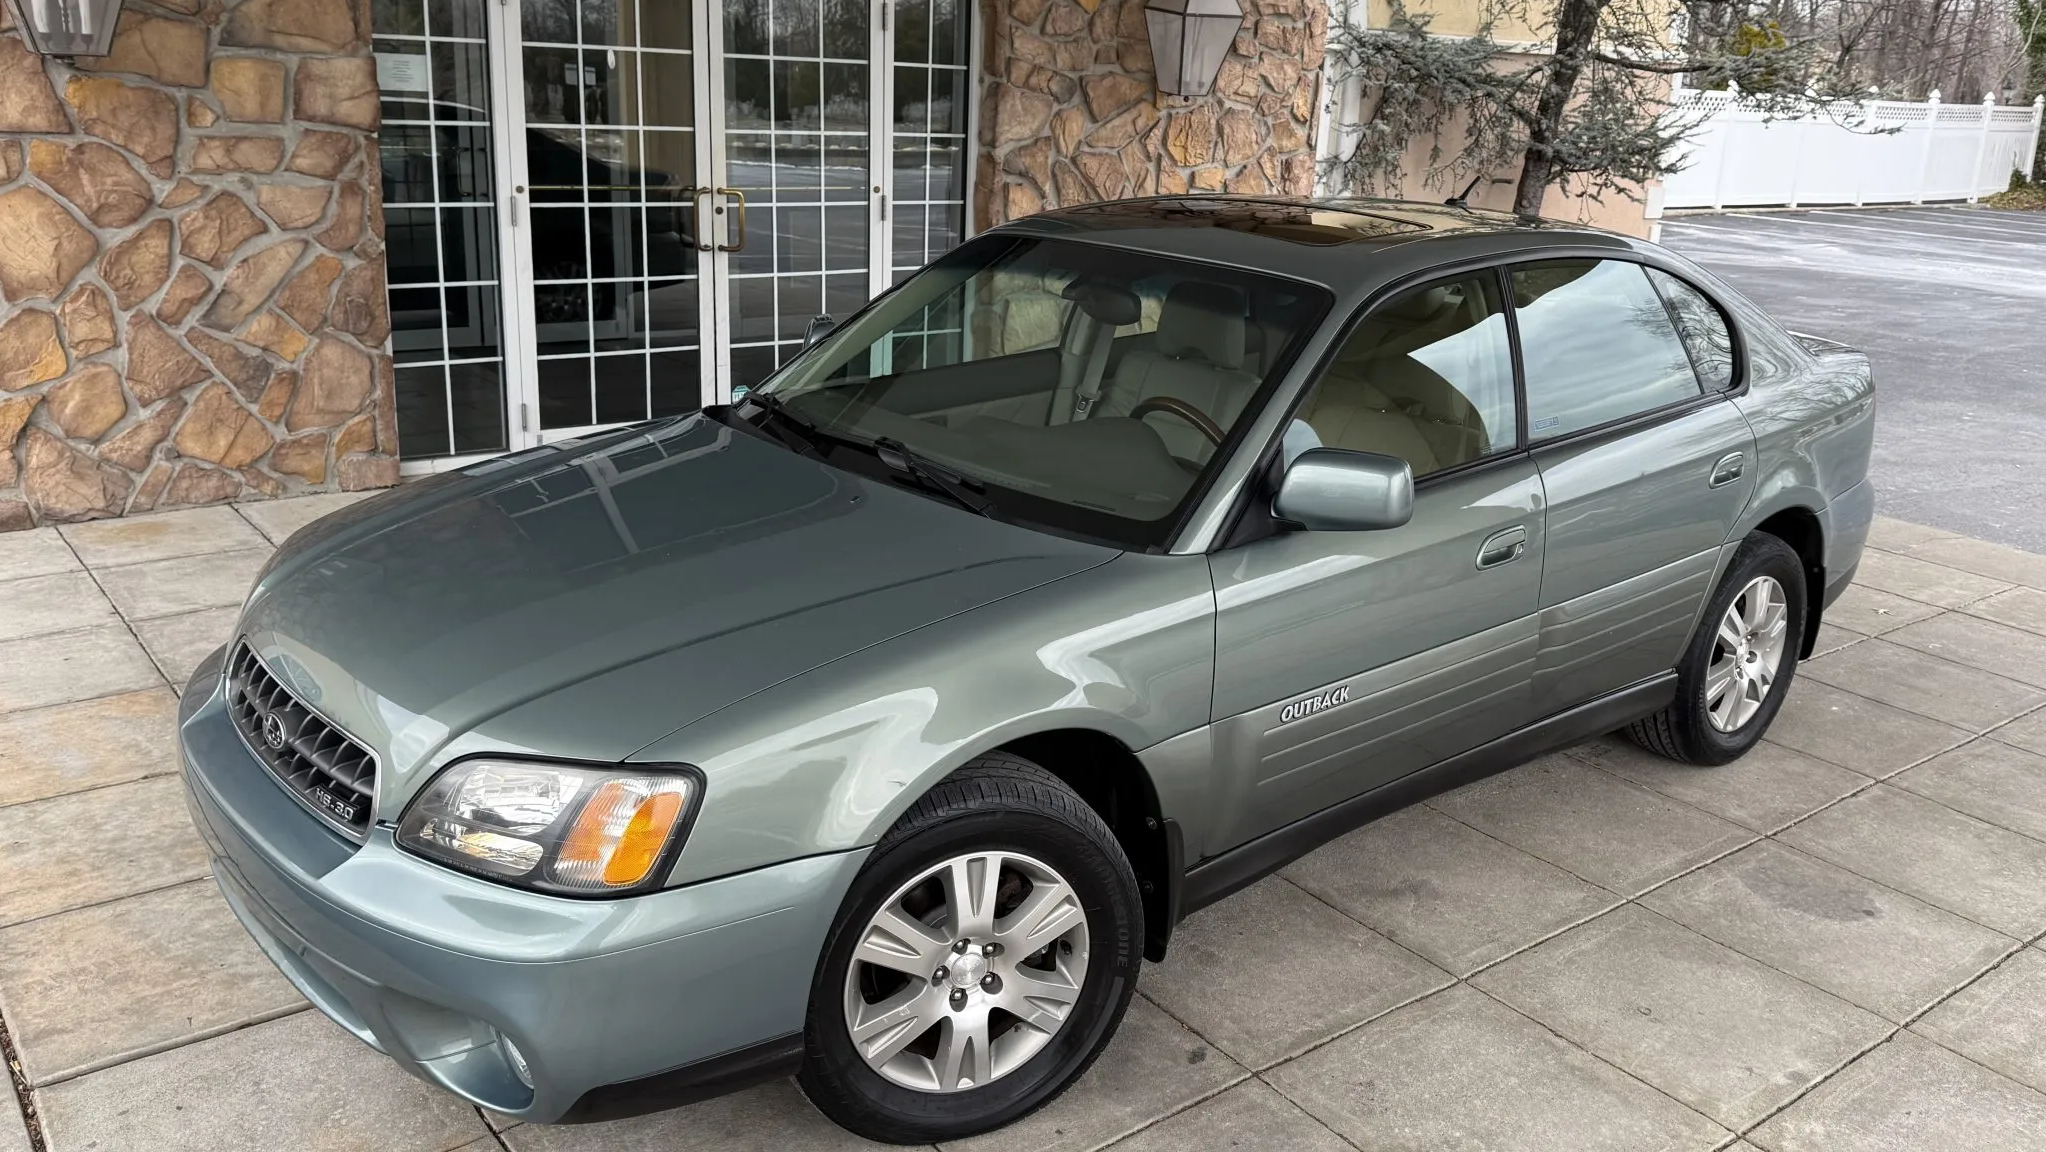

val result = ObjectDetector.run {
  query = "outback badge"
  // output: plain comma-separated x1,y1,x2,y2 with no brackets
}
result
1280,684,1352,725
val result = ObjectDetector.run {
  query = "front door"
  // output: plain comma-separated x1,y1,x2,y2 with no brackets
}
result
373,0,970,463
1207,271,1545,850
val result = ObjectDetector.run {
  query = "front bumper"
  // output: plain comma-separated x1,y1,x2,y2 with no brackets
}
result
176,645,867,1122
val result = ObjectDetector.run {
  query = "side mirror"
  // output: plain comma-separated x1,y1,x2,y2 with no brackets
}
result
803,314,836,348
1273,448,1414,532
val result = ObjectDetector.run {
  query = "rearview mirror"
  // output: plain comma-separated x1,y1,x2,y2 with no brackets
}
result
1273,449,1414,532
803,314,835,348
1059,278,1141,327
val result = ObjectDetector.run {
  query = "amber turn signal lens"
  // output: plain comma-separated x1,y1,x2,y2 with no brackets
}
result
552,777,693,889
556,781,627,873
604,791,683,885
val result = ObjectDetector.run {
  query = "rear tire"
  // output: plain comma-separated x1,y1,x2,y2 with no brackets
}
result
1627,532,1806,765
798,753,1141,1144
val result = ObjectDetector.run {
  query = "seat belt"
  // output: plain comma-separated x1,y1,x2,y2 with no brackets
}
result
1048,318,1087,426
1069,324,1117,420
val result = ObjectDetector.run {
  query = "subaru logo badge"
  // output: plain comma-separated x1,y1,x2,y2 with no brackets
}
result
260,711,288,751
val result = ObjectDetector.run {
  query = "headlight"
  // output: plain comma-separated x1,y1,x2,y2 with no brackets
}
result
396,759,700,895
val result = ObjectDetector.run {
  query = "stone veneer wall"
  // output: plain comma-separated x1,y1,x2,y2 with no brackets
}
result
0,0,395,533
974,0,1329,230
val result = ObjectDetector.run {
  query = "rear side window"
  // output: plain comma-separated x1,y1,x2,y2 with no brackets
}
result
1512,259,1704,441
1646,268,1736,391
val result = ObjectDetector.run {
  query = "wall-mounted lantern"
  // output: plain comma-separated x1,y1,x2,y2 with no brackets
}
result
1144,0,1243,98
5,0,124,57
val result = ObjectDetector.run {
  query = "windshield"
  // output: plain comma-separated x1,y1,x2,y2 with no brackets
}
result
742,235,1330,550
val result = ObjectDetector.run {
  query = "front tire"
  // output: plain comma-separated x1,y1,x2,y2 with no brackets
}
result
798,753,1142,1144
1628,532,1807,765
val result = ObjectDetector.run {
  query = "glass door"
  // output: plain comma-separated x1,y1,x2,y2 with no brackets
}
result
377,0,974,461
375,0,516,459
710,0,970,392
716,0,879,390
888,0,968,286
511,0,711,437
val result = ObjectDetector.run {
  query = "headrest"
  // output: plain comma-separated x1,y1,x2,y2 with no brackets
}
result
1376,284,1453,323
1156,283,1247,370
1353,380,1396,408
1383,286,1464,327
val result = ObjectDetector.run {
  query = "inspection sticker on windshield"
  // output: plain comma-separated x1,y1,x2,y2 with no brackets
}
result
1279,684,1352,725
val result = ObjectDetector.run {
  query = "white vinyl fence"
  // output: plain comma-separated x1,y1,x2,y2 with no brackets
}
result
1660,88,2046,211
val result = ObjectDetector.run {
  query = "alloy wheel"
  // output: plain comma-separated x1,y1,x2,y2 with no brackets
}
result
841,850,1090,1094
1705,574,1789,732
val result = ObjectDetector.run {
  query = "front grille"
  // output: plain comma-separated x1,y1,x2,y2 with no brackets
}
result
225,643,377,841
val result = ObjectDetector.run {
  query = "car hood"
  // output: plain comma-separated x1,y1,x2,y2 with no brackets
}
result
238,415,1117,804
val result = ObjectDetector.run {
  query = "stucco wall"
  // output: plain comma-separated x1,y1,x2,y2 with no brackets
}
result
1364,0,1546,47
0,0,395,533
975,0,1331,230
1328,70,1660,237
1342,103,1657,237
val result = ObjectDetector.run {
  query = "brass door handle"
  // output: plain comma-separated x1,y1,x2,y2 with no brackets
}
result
716,187,746,252
692,187,715,252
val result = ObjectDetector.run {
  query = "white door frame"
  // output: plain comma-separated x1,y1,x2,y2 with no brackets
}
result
701,3,731,409
487,0,540,450
870,0,896,302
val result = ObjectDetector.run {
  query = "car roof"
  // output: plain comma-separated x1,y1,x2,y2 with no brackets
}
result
991,195,1648,297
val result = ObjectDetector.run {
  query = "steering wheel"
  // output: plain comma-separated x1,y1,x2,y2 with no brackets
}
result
1128,395,1226,448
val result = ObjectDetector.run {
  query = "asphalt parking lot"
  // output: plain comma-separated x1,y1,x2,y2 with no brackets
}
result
5,495,2046,1152
1660,205,2046,553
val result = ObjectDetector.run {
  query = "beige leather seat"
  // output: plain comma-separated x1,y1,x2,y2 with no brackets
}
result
1094,283,1261,462
1369,354,1489,467
1321,285,1494,471
1296,366,1442,476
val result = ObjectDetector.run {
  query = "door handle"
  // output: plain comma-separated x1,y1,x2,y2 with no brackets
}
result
1709,451,1745,488
692,187,715,251
716,187,747,252
1476,526,1528,570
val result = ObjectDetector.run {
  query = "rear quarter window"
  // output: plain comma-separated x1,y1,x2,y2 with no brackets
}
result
1647,268,1736,391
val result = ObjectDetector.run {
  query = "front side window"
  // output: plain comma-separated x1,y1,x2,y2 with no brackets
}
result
748,236,1331,549
1646,268,1736,391
1513,259,1704,441
1289,273,1517,478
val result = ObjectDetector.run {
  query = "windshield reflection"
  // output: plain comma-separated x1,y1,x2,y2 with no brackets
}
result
746,235,1332,550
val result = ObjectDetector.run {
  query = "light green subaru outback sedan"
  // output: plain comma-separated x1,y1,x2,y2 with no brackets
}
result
179,196,1875,1143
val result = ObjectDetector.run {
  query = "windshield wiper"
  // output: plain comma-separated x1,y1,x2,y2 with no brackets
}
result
742,392,831,458
871,437,999,519
742,397,998,520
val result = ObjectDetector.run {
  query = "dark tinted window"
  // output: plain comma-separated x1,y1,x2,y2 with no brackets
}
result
1288,274,1516,478
1513,259,1703,441
1647,268,1735,391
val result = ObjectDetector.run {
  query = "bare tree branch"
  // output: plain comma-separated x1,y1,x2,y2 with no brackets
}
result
1589,50,1712,72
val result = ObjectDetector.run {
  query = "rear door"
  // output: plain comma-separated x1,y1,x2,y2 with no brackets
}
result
1207,271,1545,847
1511,258,1756,714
